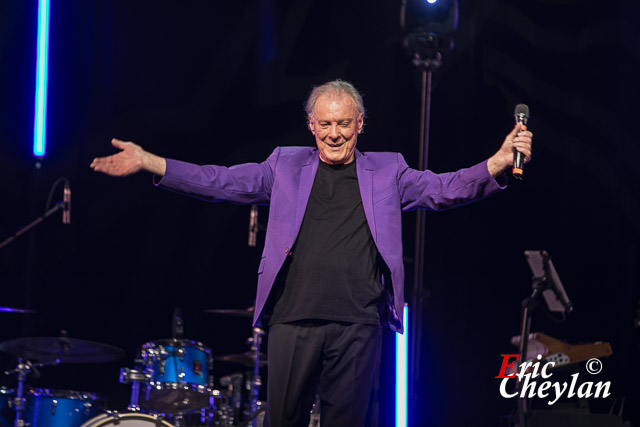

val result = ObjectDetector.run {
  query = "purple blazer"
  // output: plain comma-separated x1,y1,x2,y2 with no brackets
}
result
156,147,506,333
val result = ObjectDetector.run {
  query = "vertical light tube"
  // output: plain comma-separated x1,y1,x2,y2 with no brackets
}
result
396,304,409,427
33,0,50,157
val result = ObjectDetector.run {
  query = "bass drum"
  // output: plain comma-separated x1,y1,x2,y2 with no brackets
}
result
80,412,175,426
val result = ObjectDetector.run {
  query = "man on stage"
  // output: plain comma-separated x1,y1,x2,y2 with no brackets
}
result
91,80,532,426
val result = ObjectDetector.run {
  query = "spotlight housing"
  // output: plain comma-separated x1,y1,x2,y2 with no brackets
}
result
401,0,458,69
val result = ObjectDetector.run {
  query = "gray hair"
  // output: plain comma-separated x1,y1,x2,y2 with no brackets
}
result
304,79,366,124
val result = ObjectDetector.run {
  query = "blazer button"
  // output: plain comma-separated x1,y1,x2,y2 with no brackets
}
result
285,247,289,254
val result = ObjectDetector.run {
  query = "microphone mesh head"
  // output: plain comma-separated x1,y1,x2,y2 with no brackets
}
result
514,103,530,117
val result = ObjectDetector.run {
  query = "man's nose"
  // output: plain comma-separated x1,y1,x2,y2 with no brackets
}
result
329,125,339,139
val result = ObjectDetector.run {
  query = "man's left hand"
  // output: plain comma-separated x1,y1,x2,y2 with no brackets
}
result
487,125,533,177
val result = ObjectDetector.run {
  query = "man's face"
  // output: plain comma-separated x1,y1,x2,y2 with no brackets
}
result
308,93,363,165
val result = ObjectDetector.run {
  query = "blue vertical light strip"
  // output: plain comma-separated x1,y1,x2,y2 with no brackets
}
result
396,304,409,427
33,0,51,157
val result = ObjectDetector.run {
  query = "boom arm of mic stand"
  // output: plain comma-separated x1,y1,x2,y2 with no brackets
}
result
0,202,64,250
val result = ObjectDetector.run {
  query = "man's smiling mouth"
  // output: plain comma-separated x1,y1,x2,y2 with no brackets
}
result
324,141,344,148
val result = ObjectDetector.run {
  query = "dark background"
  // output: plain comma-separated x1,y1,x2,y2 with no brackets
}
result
1,0,638,426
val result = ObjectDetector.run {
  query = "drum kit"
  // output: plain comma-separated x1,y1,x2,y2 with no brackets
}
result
0,305,268,427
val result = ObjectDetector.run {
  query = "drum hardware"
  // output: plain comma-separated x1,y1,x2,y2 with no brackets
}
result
248,327,263,427
4,358,60,427
309,392,321,427
216,326,266,427
235,404,265,427
165,390,223,427
219,373,243,424
119,368,152,412
175,347,186,362
141,345,169,376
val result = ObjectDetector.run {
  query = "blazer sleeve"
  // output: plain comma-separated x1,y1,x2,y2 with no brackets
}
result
397,153,507,212
153,148,279,205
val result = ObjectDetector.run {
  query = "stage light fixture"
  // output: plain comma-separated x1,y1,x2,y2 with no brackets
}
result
396,304,409,427
401,0,458,69
33,0,50,157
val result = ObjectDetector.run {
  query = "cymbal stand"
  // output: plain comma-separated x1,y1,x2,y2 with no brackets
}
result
5,357,60,427
309,389,321,427
248,327,264,427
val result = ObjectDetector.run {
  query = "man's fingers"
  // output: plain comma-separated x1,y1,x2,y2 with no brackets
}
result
90,157,102,169
507,125,519,140
111,138,128,150
513,142,531,152
512,142,532,163
90,157,108,171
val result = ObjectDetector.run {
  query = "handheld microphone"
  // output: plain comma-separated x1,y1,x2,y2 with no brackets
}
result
63,183,71,224
248,205,258,247
513,104,530,180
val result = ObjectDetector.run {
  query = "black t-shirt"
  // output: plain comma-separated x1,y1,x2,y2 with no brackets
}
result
268,160,384,325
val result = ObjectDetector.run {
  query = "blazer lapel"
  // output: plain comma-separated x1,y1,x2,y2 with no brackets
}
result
356,150,377,243
291,151,319,242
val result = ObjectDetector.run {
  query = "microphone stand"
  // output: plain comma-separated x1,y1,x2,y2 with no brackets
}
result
1,177,70,251
0,202,65,250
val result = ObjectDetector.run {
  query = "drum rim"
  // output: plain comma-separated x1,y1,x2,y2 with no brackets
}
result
140,338,211,354
145,381,217,394
80,412,174,426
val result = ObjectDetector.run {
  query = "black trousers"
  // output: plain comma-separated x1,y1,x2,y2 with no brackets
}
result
264,322,380,427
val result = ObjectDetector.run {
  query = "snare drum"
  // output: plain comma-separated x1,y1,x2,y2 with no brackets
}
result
139,339,215,413
24,388,104,427
80,412,175,426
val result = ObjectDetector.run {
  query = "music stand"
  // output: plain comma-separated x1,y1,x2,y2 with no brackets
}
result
515,250,572,427
524,250,572,315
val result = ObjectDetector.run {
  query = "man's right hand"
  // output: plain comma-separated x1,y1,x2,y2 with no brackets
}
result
90,138,166,176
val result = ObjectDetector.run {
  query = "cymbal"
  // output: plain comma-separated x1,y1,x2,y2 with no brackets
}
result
215,351,267,368
203,306,254,318
0,337,125,363
0,307,36,314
